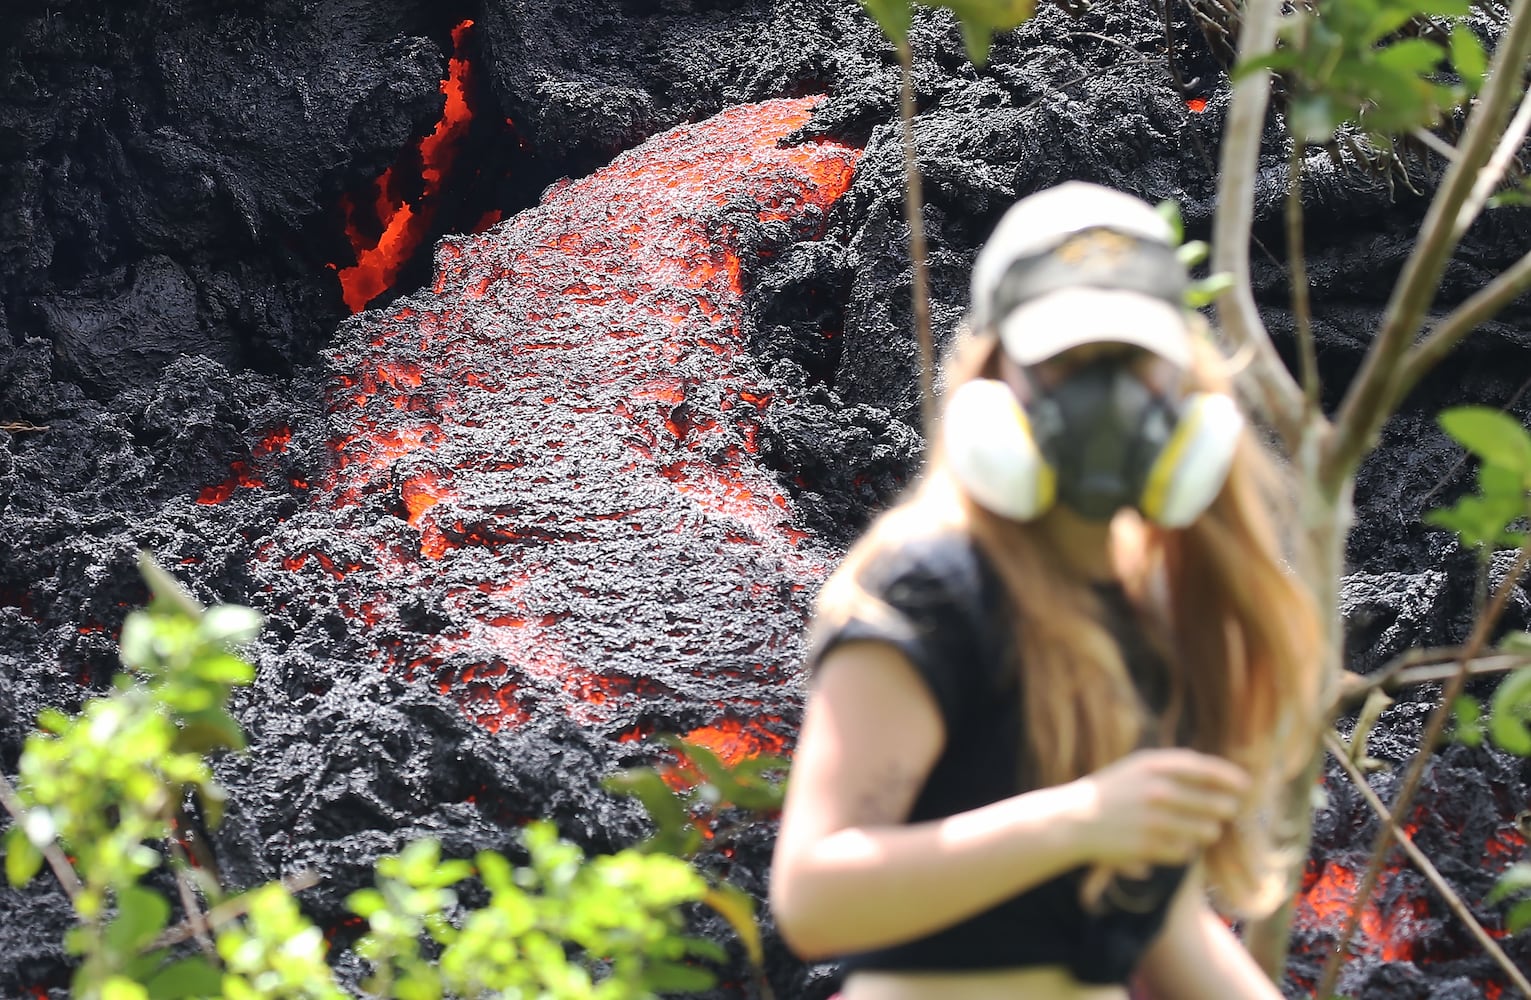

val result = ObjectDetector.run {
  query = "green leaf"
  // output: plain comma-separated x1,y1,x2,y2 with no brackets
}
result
1291,94,1339,145
119,614,157,671
4,826,44,887
1155,200,1184,245
1509,898,1531,935
1500,632,1531,654
1489,667,1531,756
642,961,717,992
200,606,263,647
1487,862,1531,905
938,0,1036,67
1374,38,1446,77
105,884,172,955
1440,407,1531,472
1449,696,1483,747
1450,23,1487,94
189,653,256,686
704,882,763,967
102,977,151,1000
858,0,912,43
603,768,690,838
171,708,247,754
145,956,224,1000
138,553,204,618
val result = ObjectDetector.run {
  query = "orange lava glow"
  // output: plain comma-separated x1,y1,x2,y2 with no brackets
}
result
682,716,789,766
334,20,476,313
1296,858,1427,963
1186,97,1208,113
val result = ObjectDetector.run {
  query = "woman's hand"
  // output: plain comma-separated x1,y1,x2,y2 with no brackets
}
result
1069,749,1250,870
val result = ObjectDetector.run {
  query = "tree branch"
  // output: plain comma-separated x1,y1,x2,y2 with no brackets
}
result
1323,731,1531,998
1211,0,1307,450
1322,0,1531,490
1387,246,1531,413
1336,648,1531,711
149,869,321,950
1287,142,1320,410
897,39,937,434
1316,542,1531,998
1454,84,1531,245
0,771,82,904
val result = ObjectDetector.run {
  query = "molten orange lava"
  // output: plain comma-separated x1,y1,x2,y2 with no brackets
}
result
334,20,476,313
1296,858,1428,963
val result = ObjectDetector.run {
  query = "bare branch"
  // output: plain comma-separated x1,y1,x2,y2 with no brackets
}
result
149,869,321,950
1317,542,1531,997
1287,143,1320,409
168,840,217,961
0,423,48,434
1336,649,1531,711
1388,247,1531,412
1210,14,1302,413
1324,731,1531,998
1454,85,1531,244
1211,0,1307,450
1323,0,1531,490
897,39,937,434
0,771,82,904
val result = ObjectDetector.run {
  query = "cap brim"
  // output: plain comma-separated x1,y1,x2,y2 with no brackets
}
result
996,289,1192,369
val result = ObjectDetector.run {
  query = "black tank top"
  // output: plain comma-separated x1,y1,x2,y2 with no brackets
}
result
807,532,1185,985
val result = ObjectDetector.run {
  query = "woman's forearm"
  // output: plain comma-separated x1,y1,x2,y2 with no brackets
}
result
770,781,1093,960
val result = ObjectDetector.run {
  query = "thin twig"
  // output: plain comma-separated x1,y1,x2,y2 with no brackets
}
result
0,423,48,434
1339,653,1531,709
1287,141,1320,410
168,840,217,961
1388,246,1531,414
1323,731,1531,997
1322,0,1531,491
1409,126,1461,163
1455,85,1531,244
1316,543,1531,998
0,771,82,904
1210,0,1307,452
896,39,937,435
149,869,321,950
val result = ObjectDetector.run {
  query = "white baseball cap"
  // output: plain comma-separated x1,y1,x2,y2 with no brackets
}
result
969,182,1194,369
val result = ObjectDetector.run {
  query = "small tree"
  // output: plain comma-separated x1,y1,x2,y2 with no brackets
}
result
855,0,1531,990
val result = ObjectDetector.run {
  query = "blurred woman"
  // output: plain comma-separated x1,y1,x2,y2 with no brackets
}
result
769,182,1321,1000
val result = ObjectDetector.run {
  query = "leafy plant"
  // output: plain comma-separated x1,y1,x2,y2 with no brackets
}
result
1242,0,1484,145
604,736,790,995
2,557,727,999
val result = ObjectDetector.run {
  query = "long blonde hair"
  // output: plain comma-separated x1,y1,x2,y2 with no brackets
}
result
809,327,1322,918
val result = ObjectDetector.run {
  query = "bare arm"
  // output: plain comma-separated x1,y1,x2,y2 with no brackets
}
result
1136,868,1283,1000
768,640,1096,959
768,641,1250,961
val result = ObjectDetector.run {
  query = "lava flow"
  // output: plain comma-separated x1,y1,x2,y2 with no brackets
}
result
332,20,477,313
221,98,860,761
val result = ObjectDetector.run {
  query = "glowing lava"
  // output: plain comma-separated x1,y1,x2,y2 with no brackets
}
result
218,98,859,750
334,20,477,313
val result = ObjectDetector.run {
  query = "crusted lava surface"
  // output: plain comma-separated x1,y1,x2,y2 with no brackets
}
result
4,1,1531,997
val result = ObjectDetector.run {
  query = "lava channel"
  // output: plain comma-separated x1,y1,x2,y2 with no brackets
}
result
238,97,859,757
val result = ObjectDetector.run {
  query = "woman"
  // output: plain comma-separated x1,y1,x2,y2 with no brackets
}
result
769,182,1322,1000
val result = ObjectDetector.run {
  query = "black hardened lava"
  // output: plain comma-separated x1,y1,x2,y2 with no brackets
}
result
3,2,1531,998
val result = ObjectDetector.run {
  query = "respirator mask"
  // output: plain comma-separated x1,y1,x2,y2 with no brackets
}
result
945,182,1245,528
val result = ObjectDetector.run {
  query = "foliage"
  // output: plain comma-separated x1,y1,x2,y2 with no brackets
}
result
604,736,790,985
1242,0,1485,145
1,557,726,999
1427,408,1531,940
